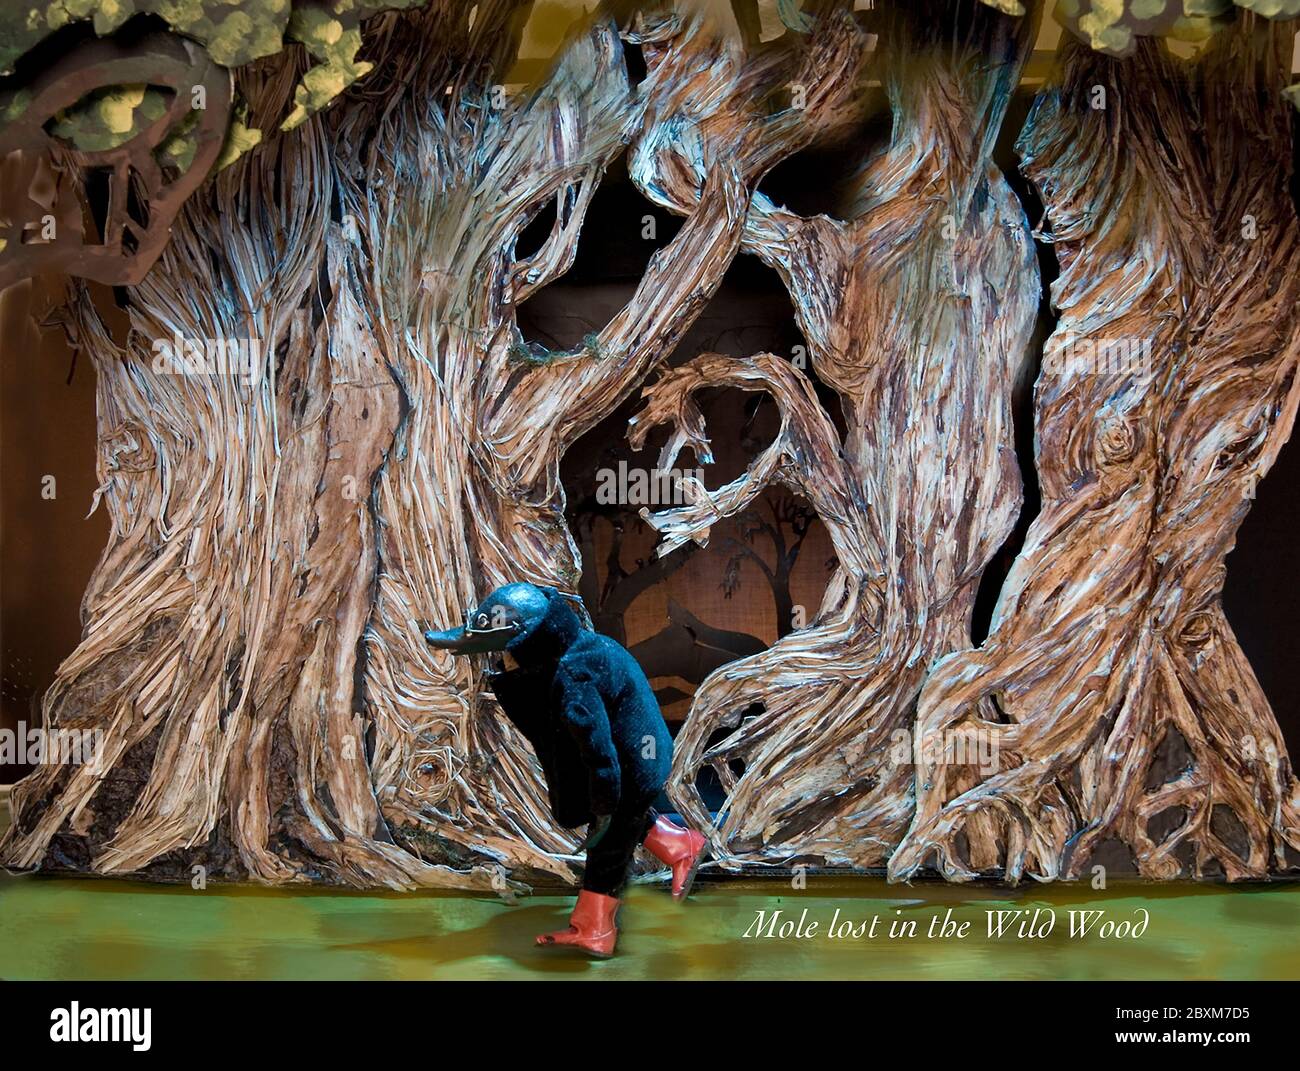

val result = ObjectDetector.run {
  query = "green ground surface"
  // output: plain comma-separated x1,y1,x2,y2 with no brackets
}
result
1,865,1297,980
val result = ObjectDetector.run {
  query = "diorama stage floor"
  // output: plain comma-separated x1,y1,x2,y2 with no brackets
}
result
1,866,1298,980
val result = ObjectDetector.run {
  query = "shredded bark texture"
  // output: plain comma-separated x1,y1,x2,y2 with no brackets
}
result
3,2,1297,887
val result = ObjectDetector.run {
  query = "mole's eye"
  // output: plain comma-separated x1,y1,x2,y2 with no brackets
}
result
477,612,490,628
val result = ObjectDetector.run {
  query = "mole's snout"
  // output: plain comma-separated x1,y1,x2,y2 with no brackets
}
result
424,621,517,654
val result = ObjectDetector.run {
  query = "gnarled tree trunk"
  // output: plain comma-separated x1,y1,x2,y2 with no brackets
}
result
891,15,1300,883
1,0,858,887
639,2,1040,869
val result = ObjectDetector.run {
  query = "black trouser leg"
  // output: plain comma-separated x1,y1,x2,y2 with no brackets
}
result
581,803,659,896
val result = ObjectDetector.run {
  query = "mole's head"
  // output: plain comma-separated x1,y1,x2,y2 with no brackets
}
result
424,582,582,663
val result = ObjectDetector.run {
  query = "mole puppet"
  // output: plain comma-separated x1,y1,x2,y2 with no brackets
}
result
424,582,708,957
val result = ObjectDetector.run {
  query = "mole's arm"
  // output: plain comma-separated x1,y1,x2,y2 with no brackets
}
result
552,663,622,817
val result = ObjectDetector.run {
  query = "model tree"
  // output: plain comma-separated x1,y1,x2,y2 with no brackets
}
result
0,0,867,887
892,18,1300,882
633,0,1040,868
2,0,1298,888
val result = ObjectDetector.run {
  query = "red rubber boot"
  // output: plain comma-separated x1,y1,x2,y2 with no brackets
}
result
643,815,707,900
535,890,619,958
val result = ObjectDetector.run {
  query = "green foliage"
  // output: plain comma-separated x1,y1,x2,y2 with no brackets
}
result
2,1,1295,176
508,337,559,367
1051,0,1298,54
0,1,430,158
46,82,170,151
1,1,291,75
282,4,370,130
1048,0,1300,110
507,332,609,368
155,102,201,171
214,97,263,170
